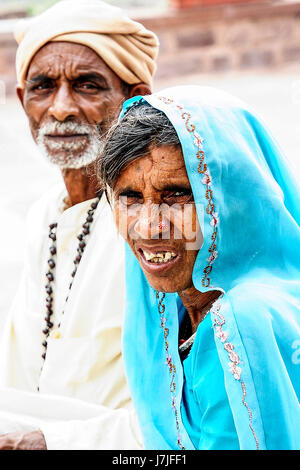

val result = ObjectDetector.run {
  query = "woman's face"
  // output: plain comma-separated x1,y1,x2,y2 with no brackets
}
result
113,145,203,293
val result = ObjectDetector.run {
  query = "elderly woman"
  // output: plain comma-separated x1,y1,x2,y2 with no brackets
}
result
99,86,300,450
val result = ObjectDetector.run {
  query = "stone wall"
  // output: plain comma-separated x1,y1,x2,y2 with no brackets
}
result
139,0,300,81
170,0,264,7
1,0,300,98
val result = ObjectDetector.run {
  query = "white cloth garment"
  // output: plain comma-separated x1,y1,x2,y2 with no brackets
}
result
0,185,143,450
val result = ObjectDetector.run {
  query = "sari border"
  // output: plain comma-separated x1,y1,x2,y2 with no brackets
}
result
212,301,260,450
156,95,260,450
157,95,219,289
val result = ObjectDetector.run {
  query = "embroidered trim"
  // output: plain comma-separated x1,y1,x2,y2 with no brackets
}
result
157,95,218,288
212,301,260,450
157,95,260,450
241,381,260,450
156,292,185,450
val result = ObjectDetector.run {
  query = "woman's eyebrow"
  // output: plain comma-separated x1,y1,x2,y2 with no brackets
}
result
114,186,141,196
160,183,192,192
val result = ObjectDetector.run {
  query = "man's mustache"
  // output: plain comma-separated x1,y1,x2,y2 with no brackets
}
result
36,118,103,169
39,120,101,137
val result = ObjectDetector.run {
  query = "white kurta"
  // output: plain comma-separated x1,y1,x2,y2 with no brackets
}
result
0,185,143,450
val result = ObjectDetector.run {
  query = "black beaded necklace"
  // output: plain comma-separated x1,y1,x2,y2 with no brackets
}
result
41,196,101,364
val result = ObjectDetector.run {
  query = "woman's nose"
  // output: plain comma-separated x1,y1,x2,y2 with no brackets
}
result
133,204,170,240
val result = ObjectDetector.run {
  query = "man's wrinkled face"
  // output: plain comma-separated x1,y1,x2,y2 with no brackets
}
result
21,42,127,169
113,145,204,293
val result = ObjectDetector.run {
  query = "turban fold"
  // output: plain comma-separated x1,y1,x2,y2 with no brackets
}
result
15,0,159,88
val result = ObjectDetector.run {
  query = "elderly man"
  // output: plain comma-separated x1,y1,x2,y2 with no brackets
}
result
0,0,158,450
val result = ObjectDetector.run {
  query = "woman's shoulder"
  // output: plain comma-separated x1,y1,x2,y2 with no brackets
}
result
224,275,300,339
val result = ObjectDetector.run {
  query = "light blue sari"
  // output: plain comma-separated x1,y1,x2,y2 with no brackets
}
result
121,86,300,450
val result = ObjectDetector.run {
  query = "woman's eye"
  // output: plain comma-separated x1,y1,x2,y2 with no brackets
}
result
163,190,193,204
119,193,143,206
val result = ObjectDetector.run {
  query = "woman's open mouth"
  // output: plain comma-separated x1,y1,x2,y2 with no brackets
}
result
138,247,180,273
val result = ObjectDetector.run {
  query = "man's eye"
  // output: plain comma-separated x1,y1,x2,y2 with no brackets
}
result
75,82,101,93
31,82,53,92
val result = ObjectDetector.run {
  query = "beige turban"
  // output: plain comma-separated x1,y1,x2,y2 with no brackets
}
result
15,0,159,88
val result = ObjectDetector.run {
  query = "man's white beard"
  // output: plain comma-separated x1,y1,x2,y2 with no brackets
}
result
37,120,101,169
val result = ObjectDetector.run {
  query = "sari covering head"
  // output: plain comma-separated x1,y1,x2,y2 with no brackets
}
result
120,86,300,450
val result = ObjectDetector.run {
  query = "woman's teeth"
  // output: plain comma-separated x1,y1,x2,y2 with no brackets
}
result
142,250,177,263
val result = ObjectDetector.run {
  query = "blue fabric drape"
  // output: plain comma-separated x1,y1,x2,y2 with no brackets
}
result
121,86,300,450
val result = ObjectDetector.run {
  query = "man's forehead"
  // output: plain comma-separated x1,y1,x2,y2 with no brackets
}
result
27,41,106,78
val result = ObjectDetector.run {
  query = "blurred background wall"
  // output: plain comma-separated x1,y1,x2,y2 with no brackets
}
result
0,0,299,326
2,0,300,94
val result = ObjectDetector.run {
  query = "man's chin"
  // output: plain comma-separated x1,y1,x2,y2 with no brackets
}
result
40,149,98,170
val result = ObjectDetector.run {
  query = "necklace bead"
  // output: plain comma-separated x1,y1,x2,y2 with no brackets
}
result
48,259,55,269
40,196,100,375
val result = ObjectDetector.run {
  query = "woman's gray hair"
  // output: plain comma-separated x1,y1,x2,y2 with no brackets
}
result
98,101,180,188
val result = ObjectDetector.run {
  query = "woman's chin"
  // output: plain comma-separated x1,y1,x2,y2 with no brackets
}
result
154,285,178,294
143,273,189,294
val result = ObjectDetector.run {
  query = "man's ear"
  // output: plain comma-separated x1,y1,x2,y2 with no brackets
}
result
16,85,25,108
128,83,151,98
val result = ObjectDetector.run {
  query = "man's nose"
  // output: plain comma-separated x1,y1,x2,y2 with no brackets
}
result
48,83,80,122
133,204,170,240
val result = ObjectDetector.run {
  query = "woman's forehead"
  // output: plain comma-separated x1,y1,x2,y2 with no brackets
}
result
115,145,189,188
126,145,186,174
